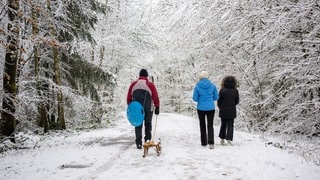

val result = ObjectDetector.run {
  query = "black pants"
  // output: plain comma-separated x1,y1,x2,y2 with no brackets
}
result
218,118,234,141
197,110,215,146
135,111,153,146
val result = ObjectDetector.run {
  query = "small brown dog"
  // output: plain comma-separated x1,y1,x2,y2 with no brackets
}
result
142,139,161,157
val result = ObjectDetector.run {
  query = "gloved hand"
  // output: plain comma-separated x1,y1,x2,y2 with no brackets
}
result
155,107,160,115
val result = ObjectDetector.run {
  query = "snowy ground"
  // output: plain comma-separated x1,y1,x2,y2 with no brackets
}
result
0,113,319,180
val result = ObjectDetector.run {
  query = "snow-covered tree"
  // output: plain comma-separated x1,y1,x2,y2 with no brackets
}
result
1,0,319,140
1,0,115,137
1,0,20,141
104,0,320,137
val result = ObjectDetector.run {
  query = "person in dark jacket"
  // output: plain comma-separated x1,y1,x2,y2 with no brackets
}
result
192,71,219,149
218,76,239,145
127,69,160,149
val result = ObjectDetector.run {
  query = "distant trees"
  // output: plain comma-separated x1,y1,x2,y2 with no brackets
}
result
141,0,320,137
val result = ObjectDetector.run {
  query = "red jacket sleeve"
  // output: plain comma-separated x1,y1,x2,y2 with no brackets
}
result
147,81,160,108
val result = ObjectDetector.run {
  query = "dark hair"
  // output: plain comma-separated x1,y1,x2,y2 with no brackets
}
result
221,76,237,88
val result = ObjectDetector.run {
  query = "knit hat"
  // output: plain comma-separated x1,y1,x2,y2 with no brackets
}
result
198,71,209,79
139,69,148,77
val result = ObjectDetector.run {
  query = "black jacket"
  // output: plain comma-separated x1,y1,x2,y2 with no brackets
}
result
218,88,239,118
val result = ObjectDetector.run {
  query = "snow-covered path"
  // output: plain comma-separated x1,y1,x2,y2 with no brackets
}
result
0,113,319,180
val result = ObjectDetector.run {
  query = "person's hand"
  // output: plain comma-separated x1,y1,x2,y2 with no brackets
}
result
155,107,159,115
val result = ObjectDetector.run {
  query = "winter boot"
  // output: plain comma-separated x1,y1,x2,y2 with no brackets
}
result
220,139,225,145
137,144,142,149
209,144,214,149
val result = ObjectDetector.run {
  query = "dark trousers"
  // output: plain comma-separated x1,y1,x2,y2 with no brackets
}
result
218,118,234,141
197,110,215,145
135,111,153,146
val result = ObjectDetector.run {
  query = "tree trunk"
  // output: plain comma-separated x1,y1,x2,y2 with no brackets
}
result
32,3,49,132
47,0,65,130
1,0,20,141
53,47,66,129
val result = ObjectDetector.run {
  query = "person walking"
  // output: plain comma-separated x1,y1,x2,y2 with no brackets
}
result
218,76,239,146
192,71,219,149
127,69,160,149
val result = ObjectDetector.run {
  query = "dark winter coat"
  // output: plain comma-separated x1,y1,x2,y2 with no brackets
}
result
218,87,239,118
127,76,160,112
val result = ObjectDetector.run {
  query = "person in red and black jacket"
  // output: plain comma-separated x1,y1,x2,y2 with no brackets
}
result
127,69,160,149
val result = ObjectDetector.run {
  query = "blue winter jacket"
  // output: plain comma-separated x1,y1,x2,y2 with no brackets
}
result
193,78,219,111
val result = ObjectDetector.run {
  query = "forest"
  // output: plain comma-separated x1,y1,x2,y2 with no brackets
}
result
0,0,319,157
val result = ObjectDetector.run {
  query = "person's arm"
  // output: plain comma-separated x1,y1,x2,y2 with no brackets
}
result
126,82,135,105
217,90,222,108
148,81,160,115
235,89,239,105
212,85,219,101
192,87,199,102
148,82,160,108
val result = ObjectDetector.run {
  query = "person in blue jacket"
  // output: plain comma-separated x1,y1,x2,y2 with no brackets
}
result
193,71,219,149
